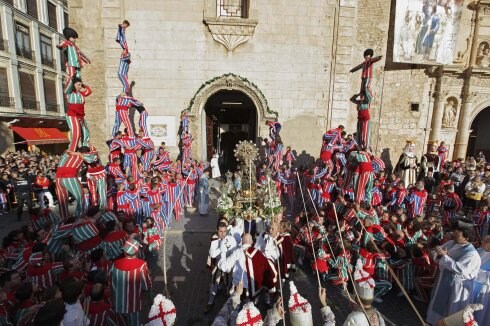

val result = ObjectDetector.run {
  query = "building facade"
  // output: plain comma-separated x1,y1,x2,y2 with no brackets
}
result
0,0,69,153
69,0,490,168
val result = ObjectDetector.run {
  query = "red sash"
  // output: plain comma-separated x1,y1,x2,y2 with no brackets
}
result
77,235,102,252
357,108,370,120
56,167,78,178
87,166,105,173
115,105,128,111
67,103,85,117
359,162,373,173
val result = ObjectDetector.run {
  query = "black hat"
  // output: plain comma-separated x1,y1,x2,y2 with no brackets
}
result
364,48,374,57
63,27,79,40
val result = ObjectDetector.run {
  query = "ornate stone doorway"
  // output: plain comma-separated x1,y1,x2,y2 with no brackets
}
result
468,106,490,159
185,74,278,162
204,90,257,172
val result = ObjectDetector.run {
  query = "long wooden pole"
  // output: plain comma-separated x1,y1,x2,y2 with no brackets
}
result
295,173,322,289
267,175,286,326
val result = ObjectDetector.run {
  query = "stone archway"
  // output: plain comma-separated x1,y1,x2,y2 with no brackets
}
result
184,74,278,160
468,105,490,158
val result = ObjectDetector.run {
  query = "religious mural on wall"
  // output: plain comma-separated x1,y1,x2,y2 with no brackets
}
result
393,0,465,65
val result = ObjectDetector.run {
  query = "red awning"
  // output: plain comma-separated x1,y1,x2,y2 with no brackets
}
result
10,126,69,145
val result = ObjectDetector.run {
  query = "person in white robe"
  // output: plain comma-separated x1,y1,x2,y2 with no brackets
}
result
394,140,418,186
199,170,210,215
471,235,490,326
426,226,481,325
210,153,221,179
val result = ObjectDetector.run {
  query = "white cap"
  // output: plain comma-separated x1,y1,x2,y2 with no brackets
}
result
145,294,176,326
288,281,313,326
236,302,262,326
353,259,375,301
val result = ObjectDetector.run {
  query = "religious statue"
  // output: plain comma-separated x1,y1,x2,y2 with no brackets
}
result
233,140,259,198
442,99,456,127
395,140,419,186
418,140,441,180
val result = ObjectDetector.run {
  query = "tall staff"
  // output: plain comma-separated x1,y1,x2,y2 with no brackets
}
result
267,175,286,326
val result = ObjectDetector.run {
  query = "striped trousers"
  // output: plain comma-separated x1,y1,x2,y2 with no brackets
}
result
119,312,139,326
182,148,191,164
123,154,139,178
353,172,374,204
185,183,196,206
87,175,107,209
361,77,373,103
414,275,435,303
65,66,81,87
118,59,130,95
55,177,83,221
112,109,134,137
443,210,457,227
374,279,392,298
141,200,151,219
357,118,371,149
140,150,154,172
151,208,165,233
139,110,149,137
66,116,90,151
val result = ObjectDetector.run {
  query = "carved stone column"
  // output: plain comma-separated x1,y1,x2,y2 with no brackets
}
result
428,67,444,143
454,89,477,159
428,86,448,144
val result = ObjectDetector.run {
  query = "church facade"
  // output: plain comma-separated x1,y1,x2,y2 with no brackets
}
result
69,0,490,168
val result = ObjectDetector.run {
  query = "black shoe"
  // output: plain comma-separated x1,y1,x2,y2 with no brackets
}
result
203,302,214,314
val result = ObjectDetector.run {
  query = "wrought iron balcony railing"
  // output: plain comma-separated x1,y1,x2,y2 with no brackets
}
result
0,97,15,108
22,98,40,110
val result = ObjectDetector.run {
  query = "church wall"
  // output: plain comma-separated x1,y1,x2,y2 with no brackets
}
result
70,0,338,161
69,0,484,165
347,0,433,168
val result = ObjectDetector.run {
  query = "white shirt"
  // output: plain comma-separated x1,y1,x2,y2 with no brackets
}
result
218,244,250,289
63,302,89,326
208,235,238,265
255,232,279,261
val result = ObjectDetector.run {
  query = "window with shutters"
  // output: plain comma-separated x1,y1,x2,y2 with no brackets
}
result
0,16,6,53
47,2,57,29
40,34,54,68
43,78,58,112
15,23,33,60
26,0,38,19
0,68,14,108
19,71,38,110
64,12,69,28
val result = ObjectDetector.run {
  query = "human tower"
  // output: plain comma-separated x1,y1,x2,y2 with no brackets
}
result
55,21,207,233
